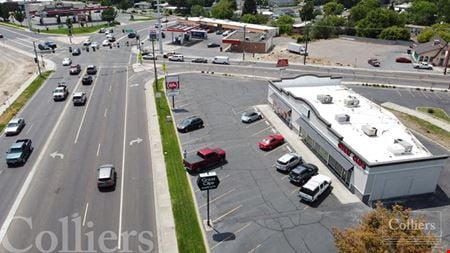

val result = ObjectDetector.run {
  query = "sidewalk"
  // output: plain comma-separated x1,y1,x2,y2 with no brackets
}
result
382,102,450,133
144,79,178,253
256,104,361,205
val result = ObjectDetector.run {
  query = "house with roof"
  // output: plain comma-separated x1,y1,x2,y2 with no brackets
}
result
412,36,449,66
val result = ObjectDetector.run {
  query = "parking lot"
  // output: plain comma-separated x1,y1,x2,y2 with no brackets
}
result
173,74,369,252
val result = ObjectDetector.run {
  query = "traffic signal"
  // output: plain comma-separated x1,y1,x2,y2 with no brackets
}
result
69,46,72,52
86,47,89,52
34,57,38,63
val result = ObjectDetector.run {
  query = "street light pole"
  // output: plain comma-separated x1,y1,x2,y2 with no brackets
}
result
32,41,42,76
151,38,158,85
303,22,309,65
156,0,163,54
242,25,246,61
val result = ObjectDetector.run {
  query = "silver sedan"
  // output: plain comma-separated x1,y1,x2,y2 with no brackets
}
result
241,111,262,123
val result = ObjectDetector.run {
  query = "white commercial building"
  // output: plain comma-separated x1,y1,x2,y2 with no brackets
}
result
268,75,449,203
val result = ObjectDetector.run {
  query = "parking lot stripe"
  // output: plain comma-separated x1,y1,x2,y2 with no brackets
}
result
421,91,429,98
271,128,276,133
251,126,272,137
25,124,33,135
176,102,192,108
199,189,235,208
104,108,108,118
286,146,292,152
263,144,287,156
211,222,251,250
212,204,242,223
182,134,209,145
246,120,265,128
265,121,270,126
291,188,298,194
248,243,262,253
408,89,416,97
396,90,402,97
96,143,101,157
281,175,289,180
82,203,89,227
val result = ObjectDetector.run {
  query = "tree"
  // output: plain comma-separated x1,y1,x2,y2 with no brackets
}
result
379,26,410,40
323,1,344,16
300,0,314,21
407,0,438,26
436,0,450,23
211,0,234,19
101,7,117,24
12,10,25,25
417,23,450,43
0,2,19,22
256,0,268,7
312,15,346,39
333,203,438,252
242,0,257,15
240,13,268,24
118,0,133,11
356,8,405,38
100,0,112,6
272,15,295,34
349,0,381,23
191,4,207,17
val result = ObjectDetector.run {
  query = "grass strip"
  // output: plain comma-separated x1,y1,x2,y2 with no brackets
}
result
417,107,450,123
40,23,115,35
0,21,26,29
0,71,53,132
153,79,206,253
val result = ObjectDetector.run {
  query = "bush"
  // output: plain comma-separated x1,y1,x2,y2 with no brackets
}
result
427,108,435,114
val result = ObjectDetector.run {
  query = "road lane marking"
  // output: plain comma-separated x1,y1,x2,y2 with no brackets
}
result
74,68,101,143
82,203,89,227
265,121,269,126
104,108,108,118
212,204,242,223
248,244,262,253
25,124,33,135
396,89,402,96
199,189,235,208
409,89,416,97
211,222,250,250
109,84,112,93
96,143,101,157
0,64,85,245
250,126,272,137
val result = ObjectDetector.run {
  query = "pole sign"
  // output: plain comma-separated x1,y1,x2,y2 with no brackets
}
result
165,74,180,96
149,29,157,41
197,172,220,191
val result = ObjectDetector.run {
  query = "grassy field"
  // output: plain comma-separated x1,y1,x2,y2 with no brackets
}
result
0,71,52,132
153,79,206,253
41,23,114,35
417,107,450,123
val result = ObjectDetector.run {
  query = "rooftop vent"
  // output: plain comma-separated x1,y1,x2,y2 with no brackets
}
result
335,114,350,123
362,125,377,137
394,138,413,153
344,96,360,108
317,94,333,104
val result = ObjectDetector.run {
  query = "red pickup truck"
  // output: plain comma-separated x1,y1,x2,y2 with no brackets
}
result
183,148,226,172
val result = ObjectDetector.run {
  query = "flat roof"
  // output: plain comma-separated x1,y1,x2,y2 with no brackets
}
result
185,17,278,32
276,79,431,163
225,31,266,43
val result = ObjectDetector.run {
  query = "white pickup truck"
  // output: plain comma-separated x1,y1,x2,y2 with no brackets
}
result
298,174,331,202
413,62,433,70
53,83,69,101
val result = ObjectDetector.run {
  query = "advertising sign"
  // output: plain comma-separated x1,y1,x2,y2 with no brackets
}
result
197,172,220,191
165,75,180,96
276,58,289,68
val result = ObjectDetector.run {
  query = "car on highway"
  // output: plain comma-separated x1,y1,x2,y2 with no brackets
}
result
143,54,157,60
413,62,433,70
38,41,56,50
38,43,51,51
207,43,220,48
108,36,116,42
258,134,284,151
275,153,302,173
86,65,97,75
72,92,87,106
53,83,69,101
395,57,412,63
97,164,116,189
6,139,33,167
83,39,92,46
215,30,223,35
191,57,207,63
62,58,72,66
82,75,93,85
91,42,99,49
69,64,81,75
183,148,226,172
128,32,137,38
99,28,106,33
0,33,3,38
163,52,177,58
289,163,318,185
222,30,231,36
368,58,380,67
298,174,331,202
102,39,111,47
72,48,81,56
212,56,230,65
241,111,262,123
177,116,204,133
168,54,184,62
4,118,26,136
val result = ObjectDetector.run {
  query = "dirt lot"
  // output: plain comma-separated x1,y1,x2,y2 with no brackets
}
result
0,49,35,106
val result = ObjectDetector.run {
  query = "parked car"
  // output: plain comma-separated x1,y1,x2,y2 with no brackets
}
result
368,58,380,67
177,116,204,133
6,139,33,167
413,62,433,70
275,153,302,173
215,30,223,35
69,64,81,75
289,163,318,185
62,58,72,66
72,92,87,106
183,148,226,172
5,118,26,136
298,174,331,202
72,48,81,56
86,65,97,75
97,164,116,189
82,75,93,85
395,57,412,63
258,134,284,151
212,56,230,65
143,54,157,60
207,43,220,48
241,111,262,123
168,54,184,62
191,57,208,63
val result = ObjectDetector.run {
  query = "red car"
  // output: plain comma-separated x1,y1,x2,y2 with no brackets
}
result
259,134,284,151
396,57,412,63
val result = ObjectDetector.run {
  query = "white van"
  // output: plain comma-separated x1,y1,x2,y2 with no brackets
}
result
212,56,230,65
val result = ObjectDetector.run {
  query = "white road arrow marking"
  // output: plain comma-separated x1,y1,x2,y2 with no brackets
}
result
130,83,139,87
50,152,64,159
129,138,143,146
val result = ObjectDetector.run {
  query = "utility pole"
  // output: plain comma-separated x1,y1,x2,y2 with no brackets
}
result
242,25,246,61
156,0,163,54
32,41,42,76
303,22,309,65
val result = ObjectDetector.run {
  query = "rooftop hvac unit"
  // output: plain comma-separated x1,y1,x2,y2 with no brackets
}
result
317,94,333,104
362,125,377,137
344,96,360,107
394,138,413,153
388,143,406,155
335,114,350,123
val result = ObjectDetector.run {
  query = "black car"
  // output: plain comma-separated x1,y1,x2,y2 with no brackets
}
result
86,65,97,75
72,48,81,56
44,41,57,49
97,164,116,189
289,163,319,185
177,116,204,133
0,33,3,38
128,32,136,38
38,44,51,50
6,139,33,167
192,57,208,63
82,75,93,85
207,43,220,48
108,36,116,42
